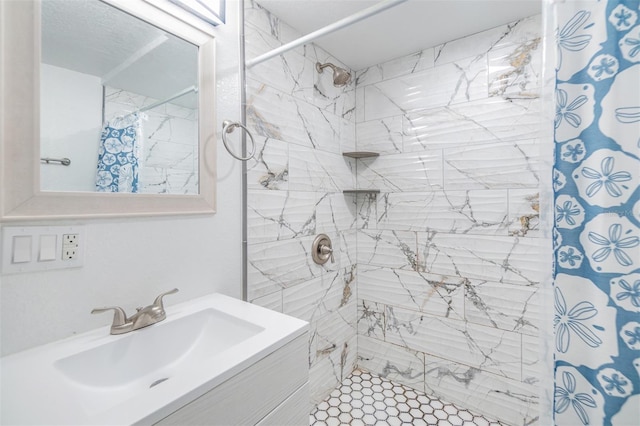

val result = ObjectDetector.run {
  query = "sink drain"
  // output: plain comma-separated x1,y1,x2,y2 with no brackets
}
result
149,377,169,388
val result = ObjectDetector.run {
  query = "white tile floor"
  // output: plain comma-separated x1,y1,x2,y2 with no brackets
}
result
310,370,506,426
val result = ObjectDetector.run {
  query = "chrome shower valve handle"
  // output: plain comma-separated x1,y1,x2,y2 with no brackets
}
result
312,234,335,265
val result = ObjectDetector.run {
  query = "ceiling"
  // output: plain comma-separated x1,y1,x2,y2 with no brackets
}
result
256,0,542,70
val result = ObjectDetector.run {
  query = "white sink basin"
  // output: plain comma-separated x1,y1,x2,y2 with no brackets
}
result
1,293,308,425
55,308,263,388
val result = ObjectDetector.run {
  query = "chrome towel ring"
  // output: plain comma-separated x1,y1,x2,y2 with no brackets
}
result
221,120,256,161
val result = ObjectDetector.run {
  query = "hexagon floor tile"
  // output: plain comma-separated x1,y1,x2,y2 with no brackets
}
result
310,369,506,426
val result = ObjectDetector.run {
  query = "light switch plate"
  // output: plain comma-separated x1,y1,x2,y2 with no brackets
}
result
39,235,57,261
1,226,84,274
12,235,32,263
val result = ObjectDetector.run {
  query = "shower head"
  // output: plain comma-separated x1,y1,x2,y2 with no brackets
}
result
316,62,351,87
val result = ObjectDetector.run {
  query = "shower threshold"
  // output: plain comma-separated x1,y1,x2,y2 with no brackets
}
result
310,369,507,426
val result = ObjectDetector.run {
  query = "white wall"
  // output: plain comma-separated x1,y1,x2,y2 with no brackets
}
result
40,63,103,192
0,0,243,357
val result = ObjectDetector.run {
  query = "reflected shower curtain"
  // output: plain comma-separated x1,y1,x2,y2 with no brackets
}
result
552,0,639,424
96,113,143,192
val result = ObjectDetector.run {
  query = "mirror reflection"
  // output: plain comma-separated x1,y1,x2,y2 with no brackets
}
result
40,0,199,194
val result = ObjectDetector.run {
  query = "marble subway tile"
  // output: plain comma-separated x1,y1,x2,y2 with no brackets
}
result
338,230,357,267
342,91,357,123
309,356,340,406
142,115,195,148
357,299,385,340
364,58,487,121
244,0,282,42
358,266,464,319
508,189,540,237
247,236,325,300
247,190,317,244
104,88,148,113
140,168,197,195
355,86,365,123
385,307,522,380
403,98,541,150
309,301,357,367
376,190,509,235
356,151,443,192
340,118,356,152
244,0,304,49
104,88,199,195
418,233,543,287
249,290,282,313
522,334,541,386
357,230,417,270
246,78,341,152
282,276,327,322
313,74,355,118
358,335,425,391
289,145,355,192
246,47,313,101
305,45,354,112
424,354,539,426
144,141,196,170
464,280,540,336
434,16,541,66
488,39,542,99
316,192,357,234
444,139,540,190
356,116,403,154
355,193,377,230
309,334,357,405
246,136,289,191
356,48,435,87
244,21,282,60
283,266,355,323
493,15,542,48
164,103,196,120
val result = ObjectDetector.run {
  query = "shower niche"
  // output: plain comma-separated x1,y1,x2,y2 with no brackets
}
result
342,151,380,195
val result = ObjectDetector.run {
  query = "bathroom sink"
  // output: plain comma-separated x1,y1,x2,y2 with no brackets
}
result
54,308,263,388
1,293,308,425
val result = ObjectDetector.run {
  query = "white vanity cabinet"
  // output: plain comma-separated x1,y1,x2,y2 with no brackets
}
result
155,333,310,426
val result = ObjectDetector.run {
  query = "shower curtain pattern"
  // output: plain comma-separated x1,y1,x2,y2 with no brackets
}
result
553,0,640,424
96,113,142,193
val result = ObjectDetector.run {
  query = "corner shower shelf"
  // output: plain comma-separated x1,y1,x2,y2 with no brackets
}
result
343,189,381,195
342,152,380,195
342,151,379,159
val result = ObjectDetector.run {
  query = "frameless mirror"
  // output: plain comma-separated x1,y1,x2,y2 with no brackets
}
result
40,0,200,195
0,0,216,219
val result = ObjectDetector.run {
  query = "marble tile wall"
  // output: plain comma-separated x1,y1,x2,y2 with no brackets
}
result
244,0,358,404
245,1,545,422
104,88,198,194
354,15,543,426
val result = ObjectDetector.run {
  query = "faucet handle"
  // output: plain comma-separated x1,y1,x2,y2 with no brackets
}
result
153,288,179,310
91,306,128,327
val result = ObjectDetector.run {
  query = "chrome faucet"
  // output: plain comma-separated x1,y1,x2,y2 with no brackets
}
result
91,288,179,335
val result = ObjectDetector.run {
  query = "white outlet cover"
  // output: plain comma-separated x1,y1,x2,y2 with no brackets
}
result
1,226,84,274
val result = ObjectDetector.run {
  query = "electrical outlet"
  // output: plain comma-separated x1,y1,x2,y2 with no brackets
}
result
2,226,84,274
62,233,80,261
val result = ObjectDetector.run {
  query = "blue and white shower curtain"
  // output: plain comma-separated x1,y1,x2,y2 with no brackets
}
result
553,0,639,424
96,113,142,193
